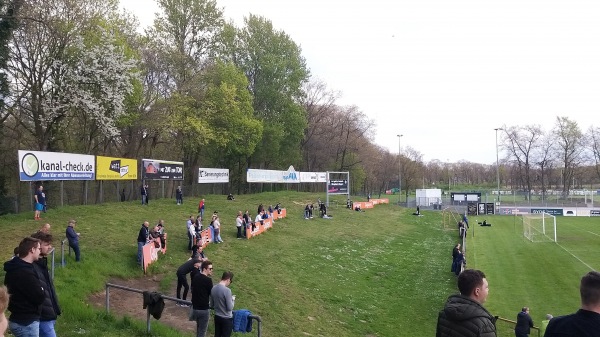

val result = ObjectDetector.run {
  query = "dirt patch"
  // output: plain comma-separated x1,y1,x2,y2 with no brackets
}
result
88,275,195,333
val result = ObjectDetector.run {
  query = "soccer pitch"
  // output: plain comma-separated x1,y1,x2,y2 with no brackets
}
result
465,215,600,325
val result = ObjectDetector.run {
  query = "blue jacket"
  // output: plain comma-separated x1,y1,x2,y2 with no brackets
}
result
66,225,79,245
233,309,253,333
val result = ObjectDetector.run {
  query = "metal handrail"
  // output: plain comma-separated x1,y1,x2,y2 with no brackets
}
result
105,282,262,335
60,238,70,267
496,316,541,337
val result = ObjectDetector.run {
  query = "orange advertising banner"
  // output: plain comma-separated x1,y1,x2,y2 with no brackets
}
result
246,217,274,239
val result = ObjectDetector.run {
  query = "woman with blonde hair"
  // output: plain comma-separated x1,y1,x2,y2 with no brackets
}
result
0,285,9,337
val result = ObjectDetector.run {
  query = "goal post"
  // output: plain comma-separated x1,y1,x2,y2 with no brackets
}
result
522,213,557,242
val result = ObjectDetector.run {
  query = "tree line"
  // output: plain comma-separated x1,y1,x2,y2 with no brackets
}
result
0,0,598,212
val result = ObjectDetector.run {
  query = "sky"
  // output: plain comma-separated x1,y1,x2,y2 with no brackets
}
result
119,0,600,165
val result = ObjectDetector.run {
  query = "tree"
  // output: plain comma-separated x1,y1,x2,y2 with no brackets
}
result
588,125,600,184
4,0,130,151
226,14,310,169
198,61,262,193
0,0,23,120
502,124,543,200
401,147,425,200
146,0,225,184
552,116,585,197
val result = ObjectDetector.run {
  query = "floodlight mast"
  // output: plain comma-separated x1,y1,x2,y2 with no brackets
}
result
494,128,503,203
397,134,403,205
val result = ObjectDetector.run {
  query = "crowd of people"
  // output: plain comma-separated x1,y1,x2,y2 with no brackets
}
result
1,221,69,337
436,269,600,337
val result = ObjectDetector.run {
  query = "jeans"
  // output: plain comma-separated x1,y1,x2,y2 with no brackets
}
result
137,241,144,264
214,315,233,337
69,242,81,261
236,226,243,238
194,309,210,337
9,320,39,337
176,273,189,300
39,320,57,337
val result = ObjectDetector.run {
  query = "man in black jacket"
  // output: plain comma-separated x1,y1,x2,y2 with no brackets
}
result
3,237,45,337
30,231,61,337
515,307,534,337
436,269,497,337
176,258,201,306
191,260,214,337
137,221,150,265
544,271,600,337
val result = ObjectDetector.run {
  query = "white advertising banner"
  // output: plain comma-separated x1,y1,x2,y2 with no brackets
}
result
198,168,229,183
18,150,95,181
299,172,327,183
247,166,300,183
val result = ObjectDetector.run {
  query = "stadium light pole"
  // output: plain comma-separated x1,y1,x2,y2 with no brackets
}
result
494,128,503,203
397,134,403,205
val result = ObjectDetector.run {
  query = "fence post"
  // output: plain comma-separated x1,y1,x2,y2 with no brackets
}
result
50,248,55,280
61,239,67,267
146,306,151,333
105,284,110,314
249,315,262,337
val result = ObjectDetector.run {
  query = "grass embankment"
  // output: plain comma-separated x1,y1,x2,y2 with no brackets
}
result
6,192,596,336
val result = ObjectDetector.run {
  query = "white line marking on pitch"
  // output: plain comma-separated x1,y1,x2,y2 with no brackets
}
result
583,230,600,237
556,243,595,271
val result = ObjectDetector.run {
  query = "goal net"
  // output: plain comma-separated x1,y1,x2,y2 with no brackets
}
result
522,213,557,242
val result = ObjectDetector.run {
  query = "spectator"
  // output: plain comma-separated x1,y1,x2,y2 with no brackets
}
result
451,243,461,274
227,193,235,201
194,215,203,236
176,186,183,205
515,307,534,337
254,211,264,231
0,285,9,337
66,220,81,262
213,214,223,243
38,223,51,234
3,237,45,337
30,232,61,337
544,271,600,337
318,202,327,218
235,211,244,239
187,215,195,251
540,314,553,336
140,184,148,205
137,221,150,265
274,203,282,214
34,185,45,220
304,204,310,219
176,259,201,307
436,269,497,337
210,271,235,337
190,245,207,261
191,260,214,337
458,221,466,238
257,204,264,215
243,210,251,235
155,221,166,248
453,249,465,276
198,199,205,218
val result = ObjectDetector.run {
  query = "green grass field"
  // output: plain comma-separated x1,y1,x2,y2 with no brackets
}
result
0,192,598,336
